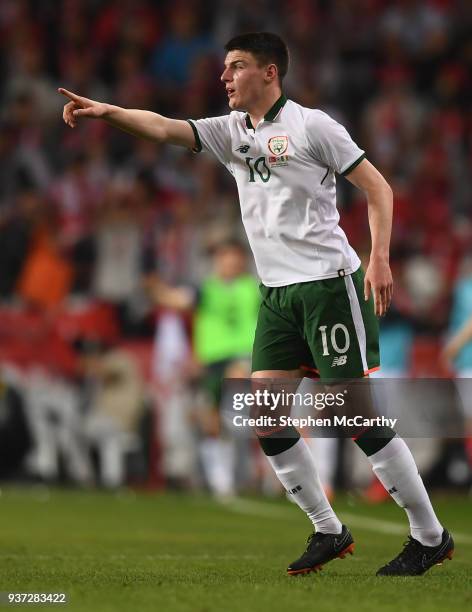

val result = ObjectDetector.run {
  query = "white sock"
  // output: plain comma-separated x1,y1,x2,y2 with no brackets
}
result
368,436,443,546
200,438,235,498
266,437,342,534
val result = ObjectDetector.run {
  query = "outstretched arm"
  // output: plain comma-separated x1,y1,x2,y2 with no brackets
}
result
345,158,393,317
58,88,195,148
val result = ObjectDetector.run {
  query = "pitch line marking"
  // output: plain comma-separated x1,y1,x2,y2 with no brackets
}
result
224,498,472,545
0,553,261,561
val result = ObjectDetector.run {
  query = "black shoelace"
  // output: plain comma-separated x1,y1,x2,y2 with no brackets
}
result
305,531,327,552
386,536,423,569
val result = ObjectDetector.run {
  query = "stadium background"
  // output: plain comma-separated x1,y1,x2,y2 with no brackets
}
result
1,0,471,492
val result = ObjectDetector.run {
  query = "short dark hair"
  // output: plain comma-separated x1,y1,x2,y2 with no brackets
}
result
224,32,289,82
209,237,247,257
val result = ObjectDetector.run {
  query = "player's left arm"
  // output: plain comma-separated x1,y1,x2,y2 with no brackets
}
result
345,158,393,317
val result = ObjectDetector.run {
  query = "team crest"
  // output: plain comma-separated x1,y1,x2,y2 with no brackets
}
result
268,135,288,155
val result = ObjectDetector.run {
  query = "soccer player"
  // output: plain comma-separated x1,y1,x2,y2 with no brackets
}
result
59,32,454,576
148,239,260,498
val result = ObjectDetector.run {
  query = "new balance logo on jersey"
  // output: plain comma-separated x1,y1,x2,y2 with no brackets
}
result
331,355,347,367
287,485,303,495
388,486,398,494
236,144,250,153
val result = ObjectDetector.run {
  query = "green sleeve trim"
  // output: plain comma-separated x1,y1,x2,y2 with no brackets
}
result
186,119,202,153
341,153,366,176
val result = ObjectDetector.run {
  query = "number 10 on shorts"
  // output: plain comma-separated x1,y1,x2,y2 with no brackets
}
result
318,324,350,356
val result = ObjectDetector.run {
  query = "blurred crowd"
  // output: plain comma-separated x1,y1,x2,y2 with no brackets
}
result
0,0,471,493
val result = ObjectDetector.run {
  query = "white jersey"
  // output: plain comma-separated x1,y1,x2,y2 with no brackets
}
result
188,95,364,287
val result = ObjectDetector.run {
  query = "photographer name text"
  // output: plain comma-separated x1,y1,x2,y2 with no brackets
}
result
232,415,398,429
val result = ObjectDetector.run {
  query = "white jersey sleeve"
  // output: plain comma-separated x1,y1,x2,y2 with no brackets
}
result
305,110,365,175
187,116,233,173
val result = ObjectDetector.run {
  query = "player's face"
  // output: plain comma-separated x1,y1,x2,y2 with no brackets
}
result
221,51,268,111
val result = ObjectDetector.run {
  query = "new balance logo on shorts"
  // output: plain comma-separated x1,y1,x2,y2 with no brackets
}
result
287,485,303,495
331,355,347,367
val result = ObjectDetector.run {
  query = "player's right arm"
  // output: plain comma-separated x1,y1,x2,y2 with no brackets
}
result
58,88,196,149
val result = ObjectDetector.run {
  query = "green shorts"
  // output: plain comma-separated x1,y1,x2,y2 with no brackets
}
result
251,267,379,378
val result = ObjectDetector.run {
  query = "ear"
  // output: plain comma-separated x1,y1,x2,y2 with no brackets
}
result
265,63,278,83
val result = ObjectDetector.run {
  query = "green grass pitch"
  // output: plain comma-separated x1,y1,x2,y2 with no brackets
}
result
0,487,470,611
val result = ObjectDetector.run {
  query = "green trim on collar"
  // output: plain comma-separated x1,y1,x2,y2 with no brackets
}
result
244,93,287,130
264,93,287,121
